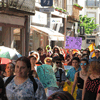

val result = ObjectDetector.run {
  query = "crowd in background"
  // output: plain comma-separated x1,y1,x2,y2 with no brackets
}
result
0,45,100,100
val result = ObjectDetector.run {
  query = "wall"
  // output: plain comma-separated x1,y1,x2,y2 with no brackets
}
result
78,0,100,48
1,26,11,47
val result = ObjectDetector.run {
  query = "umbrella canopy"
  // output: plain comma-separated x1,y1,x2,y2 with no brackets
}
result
0,46,22,60
0,58,11,64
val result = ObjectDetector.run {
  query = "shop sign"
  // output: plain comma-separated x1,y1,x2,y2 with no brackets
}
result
40,8,54,12
31,11,47,25
41,0,53,6
51,18,62,24
87,36,95,38
86,39,95,44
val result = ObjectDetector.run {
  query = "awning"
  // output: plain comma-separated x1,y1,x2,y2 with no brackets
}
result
31,25,64,41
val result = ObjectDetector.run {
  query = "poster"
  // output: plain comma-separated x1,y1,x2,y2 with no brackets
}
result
65,36,82,50
37,64,58,88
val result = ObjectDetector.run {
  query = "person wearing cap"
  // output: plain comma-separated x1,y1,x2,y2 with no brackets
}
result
44,57,52,65
31,52,42,66
89,49,100,62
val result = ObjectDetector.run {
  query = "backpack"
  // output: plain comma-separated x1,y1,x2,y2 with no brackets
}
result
4,75,38,94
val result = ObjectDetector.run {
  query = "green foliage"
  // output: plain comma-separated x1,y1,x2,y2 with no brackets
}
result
59,8,63,11
74,4,83,9
63,9,66,12
78,15,98,34
55,7,59,10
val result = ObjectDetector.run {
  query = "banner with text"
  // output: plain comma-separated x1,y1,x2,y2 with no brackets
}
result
65,36,82,50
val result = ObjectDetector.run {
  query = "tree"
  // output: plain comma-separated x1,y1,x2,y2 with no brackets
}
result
78,15,98,34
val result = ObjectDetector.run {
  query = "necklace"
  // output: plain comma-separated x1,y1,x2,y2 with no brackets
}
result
81,71,87,76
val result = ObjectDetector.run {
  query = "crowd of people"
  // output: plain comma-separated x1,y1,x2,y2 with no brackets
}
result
0,45,100,100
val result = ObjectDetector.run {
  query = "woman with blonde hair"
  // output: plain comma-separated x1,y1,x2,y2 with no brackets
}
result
82,61,100,100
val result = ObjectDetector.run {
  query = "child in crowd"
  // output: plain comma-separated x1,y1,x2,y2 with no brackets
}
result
71,58,89,100
82,61,100,100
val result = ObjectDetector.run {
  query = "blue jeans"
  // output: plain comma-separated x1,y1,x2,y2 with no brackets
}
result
76,88,82,100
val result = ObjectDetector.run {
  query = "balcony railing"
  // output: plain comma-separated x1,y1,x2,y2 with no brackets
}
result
86,0,100,7
0,0,35,13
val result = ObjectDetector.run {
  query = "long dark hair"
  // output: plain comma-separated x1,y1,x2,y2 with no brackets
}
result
0,77,8,100
53,47,60,54
16,56,31,70
47,91,74,100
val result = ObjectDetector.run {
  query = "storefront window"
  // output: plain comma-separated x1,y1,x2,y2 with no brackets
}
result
13,28,22,54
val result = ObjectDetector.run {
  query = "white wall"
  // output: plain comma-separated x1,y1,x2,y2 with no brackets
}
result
78,0,86,16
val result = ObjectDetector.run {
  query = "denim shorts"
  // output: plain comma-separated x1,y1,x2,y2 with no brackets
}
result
76,88,82,100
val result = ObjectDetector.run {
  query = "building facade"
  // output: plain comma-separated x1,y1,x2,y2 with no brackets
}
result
66,0,81,38
78,0,100,48
0,0,35,56
29,0,67,51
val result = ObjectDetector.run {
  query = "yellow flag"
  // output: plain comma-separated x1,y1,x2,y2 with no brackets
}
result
92,52,95,58
88,43,95,52
63,82,78,100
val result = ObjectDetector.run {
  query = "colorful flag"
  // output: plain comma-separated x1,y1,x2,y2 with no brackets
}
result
88,43,96,52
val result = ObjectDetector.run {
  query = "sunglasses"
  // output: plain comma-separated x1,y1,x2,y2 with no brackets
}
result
46,61,51,63
95,52,99,53
80,63,87,66
56,62,61,64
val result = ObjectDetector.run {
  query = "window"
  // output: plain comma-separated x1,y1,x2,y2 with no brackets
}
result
87,12,96,23
86,0,100,7
35,0,40,3
53,0,62,8
13,28,22,54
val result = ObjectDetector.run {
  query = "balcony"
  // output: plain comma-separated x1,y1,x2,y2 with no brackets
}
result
67,5,81,22
86,0,100,8
0,0,35,16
